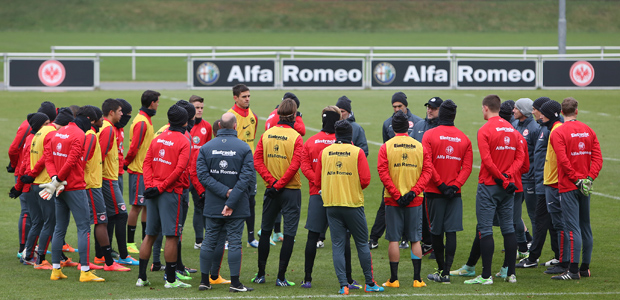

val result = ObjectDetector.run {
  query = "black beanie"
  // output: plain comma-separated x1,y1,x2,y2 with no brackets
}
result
499,101,514,122
533,97,550,111
334,120,353,144
175,100,196,120
283,92,300,109
540,100,562,121
168,104,188,128
391,92,408,107
438,99,457,125
336,96,352,114
392,110,409,134
29,112,49,134
54,108,74,126
38,101,56,122
26,113,35,122
84,105,103,122
322,110,340,133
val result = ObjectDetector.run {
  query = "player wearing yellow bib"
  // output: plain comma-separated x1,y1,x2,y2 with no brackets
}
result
125,90,160,253
315,120,382,295
227,84,259,247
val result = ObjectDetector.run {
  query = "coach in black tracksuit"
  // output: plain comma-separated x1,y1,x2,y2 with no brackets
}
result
196,112,255,292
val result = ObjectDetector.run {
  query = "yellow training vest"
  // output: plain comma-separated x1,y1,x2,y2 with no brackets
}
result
228,107,257,152
99,119,119,181
128,112,154,174
31,125,56,184
543,122,563,185
321,143,364,208
260,126,301,189
84,129,102,189
382,135,425,198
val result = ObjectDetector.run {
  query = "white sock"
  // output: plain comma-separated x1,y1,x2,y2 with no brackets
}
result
81,265,90,272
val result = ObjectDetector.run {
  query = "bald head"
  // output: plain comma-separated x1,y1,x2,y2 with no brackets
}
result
221,112,236,129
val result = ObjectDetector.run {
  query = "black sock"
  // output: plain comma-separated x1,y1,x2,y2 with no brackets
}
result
466,232,481,267
389,262,399,282
231,275,241,286
116,213,129,258
107,215,116,246
345,232,353,283
246,195,255,241
165,262,177,283
202,272,210,284
412,258,421,281
127,225,136,244
19,244,25,253
257,230,271,277
503,232,517,275
525,230,533,243
304,231,320,282
443,232,457,276
480,235,494,278
211,273,219,281
141,222,147,241
139,258,149,281
518,242,528,253
274,222,281,234
580,263,589,271
61,253,68,261
38,254,46,264
277,235,295,281
196,237,203,244
560,261,569,269
94,235,103,259
176,240,184,271
103,245,114,266
570,263,579,274
432,234,445,272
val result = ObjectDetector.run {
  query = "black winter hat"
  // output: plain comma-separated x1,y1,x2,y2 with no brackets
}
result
168,104,188,127
533,97,550,111
336,96,352,114
321,110,340,134
283,92,300,109
391,92,408,107
38,101,56,122
29,112,49,134
84,105,103,121
117,98,133,114
392,110,409,133
438,99,457,124
175,100,196,120
334,119,353,143
539,100,562,121
54,108,74,126
499,101,514,122
424,97,443,108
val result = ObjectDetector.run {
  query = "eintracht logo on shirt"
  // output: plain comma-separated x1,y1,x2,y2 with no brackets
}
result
56,143,62,151
446,145,454,155
159,149,165,158
504,136,511,145
201,128,207,135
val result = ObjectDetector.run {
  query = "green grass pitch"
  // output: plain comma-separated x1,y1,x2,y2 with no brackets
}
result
0,88,618,299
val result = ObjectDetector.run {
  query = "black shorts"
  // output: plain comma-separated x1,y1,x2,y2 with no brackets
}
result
261,188,301,237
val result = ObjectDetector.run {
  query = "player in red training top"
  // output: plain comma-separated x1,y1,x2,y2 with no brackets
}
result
265,92,305,136
549,97,602,280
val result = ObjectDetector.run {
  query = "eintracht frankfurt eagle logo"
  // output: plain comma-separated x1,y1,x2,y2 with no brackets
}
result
38,60,66,87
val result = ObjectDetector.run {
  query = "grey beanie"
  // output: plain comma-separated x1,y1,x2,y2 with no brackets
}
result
515,98,533,118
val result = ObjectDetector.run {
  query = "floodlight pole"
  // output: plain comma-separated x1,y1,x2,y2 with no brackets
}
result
558,0,566,55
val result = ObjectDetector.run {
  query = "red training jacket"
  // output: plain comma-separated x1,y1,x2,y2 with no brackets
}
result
477,116,525,186
14,134,35,193
115,126,125,176
45,123,86,191
9,119,31,170
265,108,306,136
301,131,336,195
422,125,473,194
143,129,191,194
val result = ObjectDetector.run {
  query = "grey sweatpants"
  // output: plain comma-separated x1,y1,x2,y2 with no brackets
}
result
52,190,91,266
32,185,57,257
476,184,514,238
326,206,374,287
23,189,43,259
200,217,244,277
561,189,593,265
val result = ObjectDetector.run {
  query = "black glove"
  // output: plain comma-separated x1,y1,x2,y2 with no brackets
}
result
123,164,129,171
505,183,517,194
397,191,415,207
437,183,450,196
20,175,35,184
6,163,15,173
296,111,302,117
9,186,22,199
196,193,205,210
143,187,161,199
264,187,277,199
445,185,459,198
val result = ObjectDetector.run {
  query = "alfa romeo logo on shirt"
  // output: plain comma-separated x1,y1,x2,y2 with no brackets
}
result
336,161,342,169
504,136,511,145
56,143,62,151
578,142,585,150
219,160,228,169
273,144,279,152
446,145,454,155
193,136,200,144
159,149,165,158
